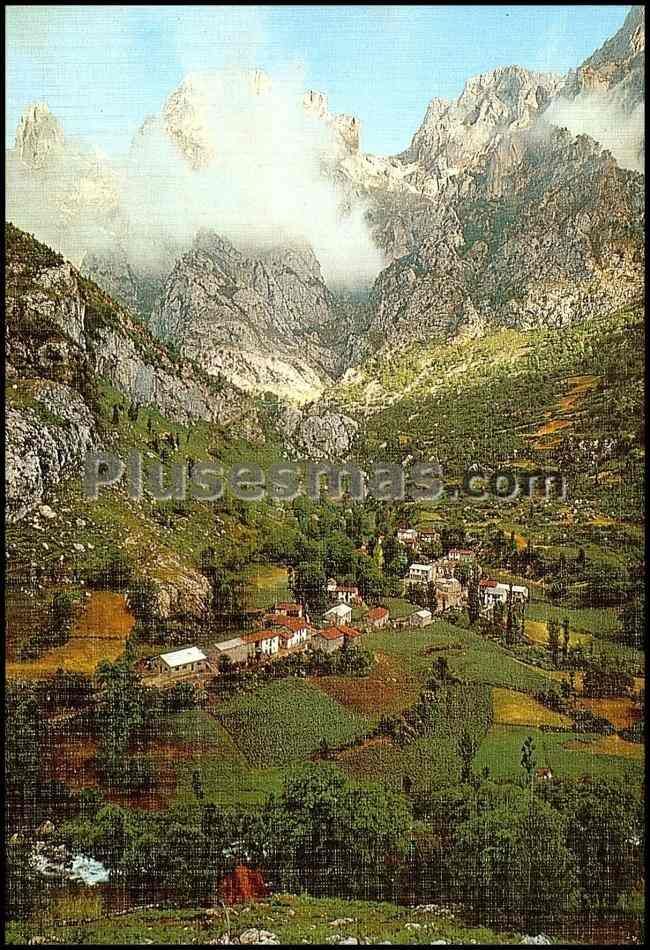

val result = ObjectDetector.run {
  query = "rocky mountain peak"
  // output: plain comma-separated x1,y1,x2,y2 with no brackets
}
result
584,4,645,72
14,102,64,168
562,5,645,99
303,89,361,154
408,65,562,171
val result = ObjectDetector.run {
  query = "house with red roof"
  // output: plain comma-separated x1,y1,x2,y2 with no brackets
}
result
311,624,363,653
242,629,280,657
264,614,312,650
311,626,346,653
366,606,389,629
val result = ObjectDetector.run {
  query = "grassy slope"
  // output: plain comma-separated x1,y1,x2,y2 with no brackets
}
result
215,678,373,767
5,894,517,946
476,724,644,786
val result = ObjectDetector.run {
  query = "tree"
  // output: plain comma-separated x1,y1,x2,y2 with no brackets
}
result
5,686,44,819
451,798,577,924
547,618,560,666
356,555,384,604
383,534,408,577
47,591,76,647
262,766,411,900
561,617,570,660
505,586,517,646
127,580,160,626
291,562,328,613
372,537,385,574
457,729,479,784
467,568,481,625
540,779,643,909
621,591,644,649
191,769,204,801
520,735,536,788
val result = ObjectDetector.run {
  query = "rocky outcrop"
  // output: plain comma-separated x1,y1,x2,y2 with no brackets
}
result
355,92,644,357
560,5,644,101
81,246,170,319
303,89,361,155
5,382,98,523
279,405,359,459
147,562,213,620
7,103,119,265
14,103,64,169
5,225,265,521
150,231,336,401
406,66,562,178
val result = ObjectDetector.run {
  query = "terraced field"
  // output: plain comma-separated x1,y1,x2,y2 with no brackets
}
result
337,735,462,795
309,652,422,718
214,678,372,767
475,724,645,786
6,591,133,678
492,688,572,728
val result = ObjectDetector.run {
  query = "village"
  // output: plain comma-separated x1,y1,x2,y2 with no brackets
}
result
138,527,530,688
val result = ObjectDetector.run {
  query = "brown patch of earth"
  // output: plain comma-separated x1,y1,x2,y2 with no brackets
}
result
308,653,421,716
579,697,639,731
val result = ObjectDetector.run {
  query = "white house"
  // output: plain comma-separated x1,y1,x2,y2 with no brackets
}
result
332,584,361,605
212,637,249,665
479,579,529,608
397,527,418,545
447,548,476,562
408,563,435,584
323,603,353,625
497,582,528,603
270,617,313,650
410,608,432,627
419,528,440,543
243,630,280,657
152,646,209,677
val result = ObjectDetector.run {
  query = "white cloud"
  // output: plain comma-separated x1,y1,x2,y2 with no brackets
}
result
6,68,385,290
544,88,644,174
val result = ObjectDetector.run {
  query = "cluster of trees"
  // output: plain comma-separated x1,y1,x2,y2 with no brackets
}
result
5,684,46,821
375,660,493,755
15,591,77,662
546,617,571,666
212,646,373,698
475,591,527,647
582,667,634,699
93,659,200,793
12,764,641,928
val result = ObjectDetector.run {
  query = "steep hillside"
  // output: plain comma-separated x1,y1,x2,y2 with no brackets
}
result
149,230,337,401
5,224,264,523
330,302,645,517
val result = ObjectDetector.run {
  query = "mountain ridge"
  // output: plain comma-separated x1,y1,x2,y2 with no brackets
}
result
5,7,645,403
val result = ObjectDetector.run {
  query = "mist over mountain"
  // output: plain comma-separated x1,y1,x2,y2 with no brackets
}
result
5,5,645,400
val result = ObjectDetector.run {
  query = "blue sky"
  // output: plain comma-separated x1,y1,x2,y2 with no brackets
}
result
6,4,631,156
